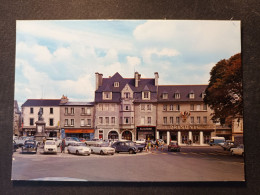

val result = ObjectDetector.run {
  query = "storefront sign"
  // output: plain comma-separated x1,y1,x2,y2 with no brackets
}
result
65,129,94,134
138,127,155,131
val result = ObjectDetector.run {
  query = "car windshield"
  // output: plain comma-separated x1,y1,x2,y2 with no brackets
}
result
46,141,55,145
72,137,80,142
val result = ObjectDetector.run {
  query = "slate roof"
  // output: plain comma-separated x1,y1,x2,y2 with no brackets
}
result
158,85,207,102
60,102,95,106
22,99,61,107
95,72,157,102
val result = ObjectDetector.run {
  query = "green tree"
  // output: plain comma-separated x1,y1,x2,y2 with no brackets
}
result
204,53,242,124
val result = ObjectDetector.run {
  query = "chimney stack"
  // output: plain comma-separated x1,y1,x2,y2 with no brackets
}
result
95,72,99,90
154,72,159,86
135,72,140,87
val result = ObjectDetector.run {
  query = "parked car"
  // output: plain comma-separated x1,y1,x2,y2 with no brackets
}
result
230,144,244,157
85,138,103,146
90,143,115,155
21,140,37,154
168,141,181,152
13,140,18,152
44,140,58,154
14,136,30,147
112,141,138,154
67,142,91,156
222,140,235,151
46,137,61,147
209,137,225,146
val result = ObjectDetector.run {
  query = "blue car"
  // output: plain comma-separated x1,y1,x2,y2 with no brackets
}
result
112,141,138,154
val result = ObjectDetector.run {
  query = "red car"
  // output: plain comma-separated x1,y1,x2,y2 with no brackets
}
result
168,141,181,152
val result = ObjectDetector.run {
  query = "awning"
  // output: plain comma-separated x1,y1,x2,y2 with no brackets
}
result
65,129,94,134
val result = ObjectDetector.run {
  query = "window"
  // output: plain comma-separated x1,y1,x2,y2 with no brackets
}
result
114,82,119,87
147,117,151,124
30,118,34,126
87,119,91,126
111,117,115,124
71,119,74,126
131,117,134,123
163,117,167,124
125,105,130,111
203,116,207,124
203,104,207,111
30,108,34,114
170,117,173,124
49,118,54,126
105,117,109,124
163,105,167,111
104,104,109,111
81,108,85,114
176,104,180,111
197,105,201,111
65,107,68,114
125,117,129,124
71,108,74,114
189,93,195,99
190,104,194,111
141,104,145,111
99,130,103,139
176,117,180,124
99,104,103,111
142,91,150,100
110,104,115,111
50,108,53,114
124,92,130,98
190,117,194,124
103,92,112,100
175,93,180,99
65,119,68,126
162,93,168,99
141,117,145,125
81,119,85,126
197,117,201,124
169,105,174,111
147,104,151,111
99,117,103,124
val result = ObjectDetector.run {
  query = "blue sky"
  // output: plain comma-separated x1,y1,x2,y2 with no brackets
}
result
15,20,241,107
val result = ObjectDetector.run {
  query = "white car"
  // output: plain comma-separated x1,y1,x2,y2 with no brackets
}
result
90,143,115,155
67,142,91,156
85,138,103,146
230,144,244,156
44,140,58,154
46,137,62,147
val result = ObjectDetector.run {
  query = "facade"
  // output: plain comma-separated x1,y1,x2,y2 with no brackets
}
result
21,99,61,137
157,85,215,145
13,100,22,136
59,96,95,139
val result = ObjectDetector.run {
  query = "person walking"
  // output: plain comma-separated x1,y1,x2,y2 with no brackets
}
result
61,138,66,153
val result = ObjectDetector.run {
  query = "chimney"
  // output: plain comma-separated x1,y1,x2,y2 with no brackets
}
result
135,72,140,87
99,73,103,87
60,95,69,104
95,72,99,90
154,72,159,86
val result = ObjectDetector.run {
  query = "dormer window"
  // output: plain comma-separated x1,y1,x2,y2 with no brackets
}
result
162,93,168,99
142,91,150,100
175,93,180,99
114,82,119,87
189,92,195,99
103,92,112,100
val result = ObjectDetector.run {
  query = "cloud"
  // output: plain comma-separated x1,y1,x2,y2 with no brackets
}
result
142,48,180,64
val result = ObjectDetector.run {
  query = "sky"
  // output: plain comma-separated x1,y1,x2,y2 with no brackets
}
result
15,20,241,107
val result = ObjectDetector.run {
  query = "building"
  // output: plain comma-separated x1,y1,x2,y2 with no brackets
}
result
13,100,22,136
21,99,61,137
156,85,215,145
59,95,95,139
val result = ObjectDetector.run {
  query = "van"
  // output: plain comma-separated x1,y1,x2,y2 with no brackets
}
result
209,137,225,146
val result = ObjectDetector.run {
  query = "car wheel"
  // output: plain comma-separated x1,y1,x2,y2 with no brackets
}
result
111,153,114,155
68,150,71,154
231,151,234,155
129,149,134,154
100,150,104,155
76,150,79,155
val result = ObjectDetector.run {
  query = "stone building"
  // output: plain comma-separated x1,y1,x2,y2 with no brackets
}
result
156,85,215,145
59,95,95,139
21,99,61,137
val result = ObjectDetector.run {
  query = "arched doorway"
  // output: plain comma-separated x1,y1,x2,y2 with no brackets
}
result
122,131,132,141
108,131,119,140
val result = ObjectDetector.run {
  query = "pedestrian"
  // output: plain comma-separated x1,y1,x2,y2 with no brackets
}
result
156,139,159,150
61,138,65,153
148,141,151,152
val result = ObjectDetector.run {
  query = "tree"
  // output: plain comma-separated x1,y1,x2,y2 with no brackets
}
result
204,53,242,124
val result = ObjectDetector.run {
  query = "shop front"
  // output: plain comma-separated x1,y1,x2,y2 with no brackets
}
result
136,126,156,141
24,128,36,136
121,130,133,141
108,131,119,139
65,129,94,140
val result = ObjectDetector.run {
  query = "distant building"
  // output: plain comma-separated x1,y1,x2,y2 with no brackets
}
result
21,99,61,137
13,100,22,136
59,95,95,139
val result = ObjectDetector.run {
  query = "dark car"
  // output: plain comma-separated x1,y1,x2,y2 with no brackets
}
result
168,141,181,152
13,140,18,152
22,140,37,154
135,143,146,152
112,141,138,154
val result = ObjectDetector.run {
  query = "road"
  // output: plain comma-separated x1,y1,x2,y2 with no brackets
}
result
11,146,244,181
